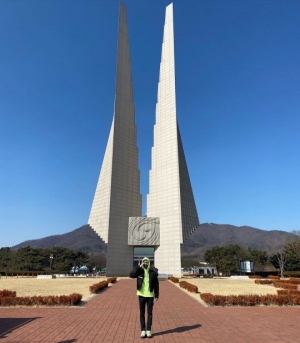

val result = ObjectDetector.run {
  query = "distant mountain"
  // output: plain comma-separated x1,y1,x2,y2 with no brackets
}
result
181,223,297,259
11,223,297,259
12,225,107,253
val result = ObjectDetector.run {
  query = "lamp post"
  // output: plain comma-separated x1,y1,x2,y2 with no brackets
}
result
50,254,54,272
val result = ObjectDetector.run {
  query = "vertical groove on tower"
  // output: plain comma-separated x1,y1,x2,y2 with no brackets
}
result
147,3,199,277
88,3,141,276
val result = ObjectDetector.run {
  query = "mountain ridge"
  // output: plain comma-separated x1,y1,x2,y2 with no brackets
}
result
10,223,297,260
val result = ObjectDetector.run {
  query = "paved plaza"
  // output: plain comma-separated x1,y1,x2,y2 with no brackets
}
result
0,279,299,342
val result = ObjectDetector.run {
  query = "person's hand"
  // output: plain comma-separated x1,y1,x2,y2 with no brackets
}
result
155,298,158,302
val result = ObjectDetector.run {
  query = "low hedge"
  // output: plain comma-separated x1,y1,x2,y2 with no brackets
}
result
179,280,198,293
273,282,298,290
0,293,82,306
200,293,300,306
254,279,273,285
107,277,117,284
283,271,300,278
267,275,280,280
169,277,179,283
248,275,261,279
277,289,300,296
89,280,109,294
0,290,16,297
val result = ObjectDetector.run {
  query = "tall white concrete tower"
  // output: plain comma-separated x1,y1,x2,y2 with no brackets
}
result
147,3,199,277
88,3,199,277
88,3,142,276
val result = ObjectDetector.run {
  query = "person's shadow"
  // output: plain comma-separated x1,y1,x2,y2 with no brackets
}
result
154,324,201,336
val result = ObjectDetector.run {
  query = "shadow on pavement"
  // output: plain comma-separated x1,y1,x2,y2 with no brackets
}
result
0,317,40,338
154,324,201,336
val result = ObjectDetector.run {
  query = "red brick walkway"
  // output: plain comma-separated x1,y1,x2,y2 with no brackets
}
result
0,279,299,342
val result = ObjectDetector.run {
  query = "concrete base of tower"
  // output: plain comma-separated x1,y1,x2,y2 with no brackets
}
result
154,244,182,278
105,244,133,277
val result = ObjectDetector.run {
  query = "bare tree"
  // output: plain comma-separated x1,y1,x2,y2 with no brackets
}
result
274,249,286,278
88,252,106,271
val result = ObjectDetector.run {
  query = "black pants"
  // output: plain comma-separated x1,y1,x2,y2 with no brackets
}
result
139,296,154,331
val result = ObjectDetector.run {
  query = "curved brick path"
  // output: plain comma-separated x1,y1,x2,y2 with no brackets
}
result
0,279,299,342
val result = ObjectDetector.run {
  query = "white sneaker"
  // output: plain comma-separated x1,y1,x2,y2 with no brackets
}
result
146,331,152,338
141,331,146,338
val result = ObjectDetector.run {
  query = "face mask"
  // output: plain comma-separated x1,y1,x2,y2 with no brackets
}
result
143,263,149,268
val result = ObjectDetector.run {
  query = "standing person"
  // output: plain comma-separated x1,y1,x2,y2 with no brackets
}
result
130,257,159,339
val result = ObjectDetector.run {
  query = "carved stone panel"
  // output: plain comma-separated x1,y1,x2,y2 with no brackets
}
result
128,217,160,246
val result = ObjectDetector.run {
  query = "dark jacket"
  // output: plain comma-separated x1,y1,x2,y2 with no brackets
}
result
130,266,159,299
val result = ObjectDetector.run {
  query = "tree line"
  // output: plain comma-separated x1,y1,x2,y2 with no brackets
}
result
1,238,299,276
0,246,106,274
182,238,300,275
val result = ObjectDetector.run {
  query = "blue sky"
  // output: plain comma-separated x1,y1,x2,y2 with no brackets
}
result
1,0,300,247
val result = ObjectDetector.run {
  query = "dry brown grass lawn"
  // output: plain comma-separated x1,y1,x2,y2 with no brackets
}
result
180,277,278,296
0,277,108,301
171,278,279,306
